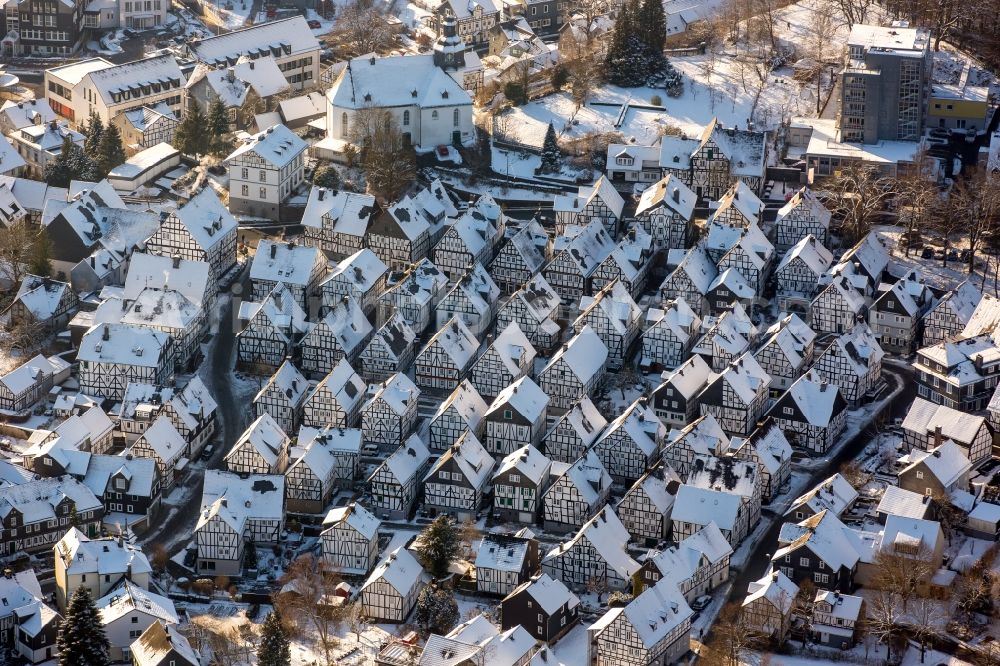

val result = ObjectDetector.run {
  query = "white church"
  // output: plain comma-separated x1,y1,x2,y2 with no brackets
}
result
320,17,477,155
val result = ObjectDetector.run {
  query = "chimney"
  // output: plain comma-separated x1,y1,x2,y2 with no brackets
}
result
172,255,181,269
672,188,680,204
933,425,942,448
103,324,110,341
226,67,235,82
270,243,277,259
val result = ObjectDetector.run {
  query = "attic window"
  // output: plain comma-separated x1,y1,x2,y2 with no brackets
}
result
442,90,449,99
364,93,372,102
411,89,418,98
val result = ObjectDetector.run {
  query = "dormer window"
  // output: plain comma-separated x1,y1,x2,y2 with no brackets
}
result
442,90,449,99
364,93,372,103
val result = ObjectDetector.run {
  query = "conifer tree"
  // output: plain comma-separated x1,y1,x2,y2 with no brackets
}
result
257,611,291,666
416,516,459,580
44,137,99,187
174,103,209,156
96,123,126,176
83,112,104,156
58,587,110,666
206,98,232,157
539,122,561,173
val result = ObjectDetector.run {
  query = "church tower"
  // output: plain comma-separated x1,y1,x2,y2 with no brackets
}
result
433,15,466,72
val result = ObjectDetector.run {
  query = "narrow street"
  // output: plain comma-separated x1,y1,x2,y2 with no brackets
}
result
139,269,249,555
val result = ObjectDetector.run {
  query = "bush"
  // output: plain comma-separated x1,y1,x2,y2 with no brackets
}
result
650,94,662,106
503,82,527,106
312,165,340,189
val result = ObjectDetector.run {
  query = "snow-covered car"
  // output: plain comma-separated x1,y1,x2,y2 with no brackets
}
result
690,595,712,611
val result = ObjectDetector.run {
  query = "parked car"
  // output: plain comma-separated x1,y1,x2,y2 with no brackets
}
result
201,443,215,460
307,19,321,28
691,595,712,611
921,247,935,259
362,443,380,456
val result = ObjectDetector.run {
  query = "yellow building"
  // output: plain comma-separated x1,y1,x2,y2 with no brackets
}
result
928,83,990,132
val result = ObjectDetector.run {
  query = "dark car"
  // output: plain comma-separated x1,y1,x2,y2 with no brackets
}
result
307,19,322,28
183,548,197,568
921,247,935,259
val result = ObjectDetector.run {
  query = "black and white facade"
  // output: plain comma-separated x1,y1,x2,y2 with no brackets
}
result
482,376,549,456
538,325,608,411
320,502,380,576
361,373,421,448
468,321,536,400
698,353,771,437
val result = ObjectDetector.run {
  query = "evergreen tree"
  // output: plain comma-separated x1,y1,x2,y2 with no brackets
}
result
58,587,110,666
416,516,459,580
174,103,209,156
638,0,666,54
244,539,258,570
44,137,98,187
415,587,459,635
312,164,340,189
257,611,291,666
539,122,561,173
96,123,126,176
83,112,104,156
206,98,232,157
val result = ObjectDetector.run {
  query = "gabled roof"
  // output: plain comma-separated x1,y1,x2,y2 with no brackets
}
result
542,506,639,579
711,180,763,226
306,358,367,413
367,372,420,417
605,577,692,649
900,397,985,446
635,174,696,220
666,413,729,457
743,570,798,614
255,359,307,406
250,239,325,287
542,325,608,383
324,248,387,293
486,321,536,377
928,280,981,329
876,485,932,520
775,187,831,229
897,440,971,489
375,434,430,485
507,573,579,615
486,375,548,422
687,454,758,499
599,398,664,458
228,412,288,468
713,353,769,405
697,117,766,177
511,272,561,323
239,283,309,339
551,220,615,276
423,315,480,368
577,280,642,336
776,370,847,427
658,354,713,400
825,323,884,377
787,473,858,518
132,415,187,465
425,431,494,491
131,621,200,666
433,379,487,430
322,502,380,540
880,515,943,557
362,545,426,595
559,449,611,506
168,187,238,252
189,55,288,108
671,484,743,531
664,245,716,295
547,395,607,448
874,270,930,317
83,54,185,108
190,16,320,64
301,186,377,235
494,444,551,486
708,267,754,299
773,510,866,570
96,580,177,625
226,123,306,168
11,274,72,320
777,234,834,276
55,528,153,578
124,252,210,307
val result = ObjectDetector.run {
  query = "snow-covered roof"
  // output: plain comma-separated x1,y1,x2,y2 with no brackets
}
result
876,485,932,520
715,353,770,405
487,321,537,378
512,272,561,323
559,449,611,506
780,370,845,427
119,103,175,134
929,280,981,330
836,233,890,282
301,186,377,236
0,99,56,132
0,353,63,396
699,117,766,177
379,434,430,485
368,372,420,417
578,279,642,336
133,415,186,465
599,398,664,459
551,220,615,277
880,515,942,557
708,267,754,300
363,545,425,595
711,180,763,226
0,568,41,615
168,187,238,252
635,174,696,220
548,395,607,448
494,444,550,486
198,470,284,533
255,359,308,407
813,589,863,623
900,397,985,446
239,283,309,339
502,219,548,275
774,510,866,570
328,53,472,111
474,533,533,572
82,54,185,108
687,454,758,500
251,240,324,288
486,375,548,422
425,315,480,368
228,412,288,468
131,620,199,666
788,473,858,518
665,244,717,295
897,440,971,489
96,580,177,625
324,248,387,294
775,187,831,230
226,123,306,168
124,252,210,307
658,135,699,169
827,323,884,377
426,430,494,491
847,23,929,54
54,528,152,578
658,354,713,400
322,501,380,540
509,573,579,615
309,296,372,354
672,484,742,531
542,325,608,383
189,55,288,107
13,274,72,320
543,506,639,579
190,16,320,64
78,323,170,368
368,311,417,362
666,413,729,457
777,234,834,276
743,570,798,614
306,358,368,414
610,577,692,649
875,270,930,318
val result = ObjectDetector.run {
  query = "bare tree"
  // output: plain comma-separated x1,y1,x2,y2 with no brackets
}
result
806,2,838,114
893,150,940,257
827,0,876,29
701,602,754,666
348,106,416,203
828,163,893,243
275,554,343,666
334,0,396,57
951,169,1000,277
0,221,42,291
909,597,947,663
458,517,481,561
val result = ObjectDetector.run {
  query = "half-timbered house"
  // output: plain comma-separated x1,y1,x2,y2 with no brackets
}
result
593,398,666,488
591,226,654,299
493,445,552,523
144,187,238,283
632,521,732,599
299,296,373,376
542,221,615,306
741,570,798,643
774,187,831,254
589,579,693,666
834,232,891,289
809,589,864,649
225,413,289,476
542,450,612,533
542,395,607,464
682,453,761,541
698,353,771,437
367,435,431,519
692,293,758,372
810,322,884,405
422,431,495,520
786,474,859,522
78,324,173,402
552,176,625,236
475,531,540,597
361,546,428,622
754,314,816,395
650,355,713,428
435,263,500,338
495,273,563,352
767,372,848,455
616,463,681,546
432,204,502,283
428,380,487,452
541,506,639,591
809,274,869,336
0,354,69,415
634,175,696,251
869,270,934,354
706,268,754,315
252,360,307,435
367,195,432,270
716,222,774,296
249,240,327,312
300,187,378,260
501,574,580,644
376,259,449,335
488,219,549,294
896,440,971,497
922,280,981,347
236,284,309,373
292,426,362,500
574,280,642,370
708,181,764,230
320,502,380,576
196,471,284,575
319,249,388,315
0,477,103,557
301,358,367,429
776,235,834,313
688,118,766,202
900,398,993,467
661,413,729,478
361,373,420,448
659,245,717,316
731,419,792,502
6,275,78,332
413,316,480,393
483,376,549,456
538,325,608,411
359,311,418,383
771,510,864,592
469,322,536,400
